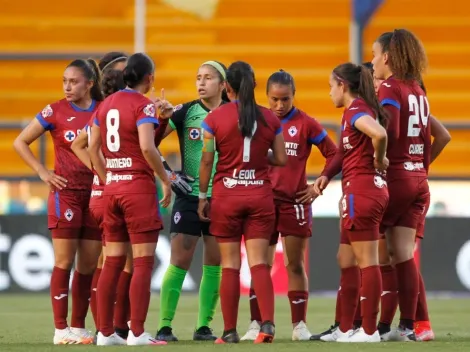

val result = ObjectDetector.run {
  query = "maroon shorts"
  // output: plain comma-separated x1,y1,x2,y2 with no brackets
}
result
102,193,163,244
340,191,389,245
210,194,275,243
47,189,101,241
416,192,431,239
270,201,312,245
89,193,105,244
380,176,429,234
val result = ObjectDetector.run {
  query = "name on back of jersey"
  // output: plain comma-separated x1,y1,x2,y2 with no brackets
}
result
106,157,133,169
223,169,264,188
409,144,424,155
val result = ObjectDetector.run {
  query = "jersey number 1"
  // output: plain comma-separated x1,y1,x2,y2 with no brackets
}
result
242,122,258,162
106,109,120,152
407,95,429,137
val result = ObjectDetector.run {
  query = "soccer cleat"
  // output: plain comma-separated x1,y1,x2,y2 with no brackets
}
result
240,320,261,341
69,327,94,344
414,321,435,342
96,332,127,346
53,327,83,345
128,330,167,345
114,326,130,340
155,326,178,342
254,321,275,344
310,322,339,340
321,328,352,342
389,326,417,342
292,321,312,341
193,326,217,341
215,329,240,344
342,328,381,343
377,322,392,341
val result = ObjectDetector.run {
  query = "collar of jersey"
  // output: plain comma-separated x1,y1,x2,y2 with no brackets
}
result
70,99,96,112
281,107,298,124
121,88,139,94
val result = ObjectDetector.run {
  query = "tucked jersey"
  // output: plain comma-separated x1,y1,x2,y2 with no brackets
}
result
94,89,159,195
202,103,282,196
169,100,222,197
85,116,104,196
36,99,97,191
379,77,431,178
269,108,329,202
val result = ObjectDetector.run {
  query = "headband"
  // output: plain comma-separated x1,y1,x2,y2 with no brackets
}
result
102,56,127,72
202,61,226,80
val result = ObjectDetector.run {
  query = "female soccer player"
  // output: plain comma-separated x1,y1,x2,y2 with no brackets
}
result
241,70,336,341
88,52,172,346
13,59,104,344
313,62,389,343
372,29,432,341
154,61,227,342
71,55,129,337
198,61,287,344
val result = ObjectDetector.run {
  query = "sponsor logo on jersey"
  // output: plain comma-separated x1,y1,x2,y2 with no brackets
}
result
404,161,424,171
173,104,183,112
285,141,299,156
349,107,359,110
64,209,74,221
106,171,133,185
64,130,76,142
143,103,156,117
382,82,392,88
41,105,53,118
91,190,103,198
288,126,297,137
173,212,181,224
374,175,387,189
188,128,201,140
223,169,264,188
67,116,76,122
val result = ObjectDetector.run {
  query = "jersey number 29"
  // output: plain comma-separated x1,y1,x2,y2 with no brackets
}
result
407,95,429,137
106,109,120,152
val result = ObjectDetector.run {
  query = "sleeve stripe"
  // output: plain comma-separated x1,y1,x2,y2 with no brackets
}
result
168,119,176,130
136,117,159,127
201,121,215,135
275,127,283,135
381,98,401,109
308,129,327,145
350,112,368,127
93,117,100,127
35,113,53,131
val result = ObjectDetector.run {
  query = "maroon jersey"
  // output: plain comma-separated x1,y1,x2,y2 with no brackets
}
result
85,116,104,196
269,108,333,202
202,102,282,196
341,99,384,186
378,77,431,178
94,89,159,195
36,99,97,191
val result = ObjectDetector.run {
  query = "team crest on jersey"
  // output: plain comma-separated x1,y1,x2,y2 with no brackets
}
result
64,130,76,142
64,209,74,221
41,105,53,118
188,128,201,140
143,104,156,117
173,104,183,112
288,126,297,137
174,211,181,224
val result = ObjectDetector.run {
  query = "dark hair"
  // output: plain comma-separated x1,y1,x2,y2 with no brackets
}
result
376,29,427,82
266,69,296,94
99,52,128,71
102,69,126,98
226,61,266,138
333,63,388,127
362,62,373,72
67,59,104,101
203,61,230,102
122,53,154,89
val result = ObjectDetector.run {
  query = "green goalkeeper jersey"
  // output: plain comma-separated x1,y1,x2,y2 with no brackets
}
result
169,100,222,197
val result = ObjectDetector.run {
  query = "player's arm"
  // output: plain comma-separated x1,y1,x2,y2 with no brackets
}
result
13,118,67,190
429,115,451,164
269,126,287,166
379,84,401,139
88,123,106,183
354,114,388,170
71,127,92,170
307,118,337,173
198,129,215,222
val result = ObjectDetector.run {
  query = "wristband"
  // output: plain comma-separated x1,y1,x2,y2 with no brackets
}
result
199,192,207,199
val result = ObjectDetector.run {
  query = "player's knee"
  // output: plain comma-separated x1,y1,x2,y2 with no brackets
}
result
75,259,98,275
286,260,305,276
55,257,74,270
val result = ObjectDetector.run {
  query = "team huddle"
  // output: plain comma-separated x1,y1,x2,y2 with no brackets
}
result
13,28,451,345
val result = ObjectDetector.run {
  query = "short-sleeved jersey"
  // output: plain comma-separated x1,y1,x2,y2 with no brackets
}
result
269,108,328,202
94,89,159,195
84,116,104,195
36,99,97,191
379,77,431,178
341,99,383,185
202,103,282,196
169,100,224,197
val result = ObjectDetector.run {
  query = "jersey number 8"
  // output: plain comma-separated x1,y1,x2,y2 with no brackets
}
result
407,95,429,137
106,109,120,152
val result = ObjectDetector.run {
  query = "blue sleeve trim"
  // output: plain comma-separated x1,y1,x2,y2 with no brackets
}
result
275,127,282,135
350,112,368,127
136,117,159,128
308,129,327,145
201,121,215,135
35,113,53,131
381,98,401,109
93,117,100,127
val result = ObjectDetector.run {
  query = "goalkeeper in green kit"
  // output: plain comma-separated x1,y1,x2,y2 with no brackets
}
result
154,61,228,341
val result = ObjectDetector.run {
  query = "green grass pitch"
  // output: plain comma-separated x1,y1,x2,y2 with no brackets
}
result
1,294,470,351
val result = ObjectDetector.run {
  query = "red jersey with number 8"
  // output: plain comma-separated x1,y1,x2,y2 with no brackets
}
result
378,77,431,178
94,89,159,194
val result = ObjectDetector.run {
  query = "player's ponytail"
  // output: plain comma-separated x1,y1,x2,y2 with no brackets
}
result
226,61,266,138
123,53,154,89
67,58,104,102
102,69,126,98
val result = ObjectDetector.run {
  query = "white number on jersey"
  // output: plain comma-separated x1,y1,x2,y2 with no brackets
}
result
106,109,120,152
242,121,258,162
407,95,429,137
86,125,91,146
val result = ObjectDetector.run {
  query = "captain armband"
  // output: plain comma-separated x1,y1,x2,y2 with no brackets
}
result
202,137,215,153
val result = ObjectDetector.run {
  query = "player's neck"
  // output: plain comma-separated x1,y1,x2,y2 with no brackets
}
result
384,69,393,80
201,97,222,111
72,97,93,110
343,95,355,109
